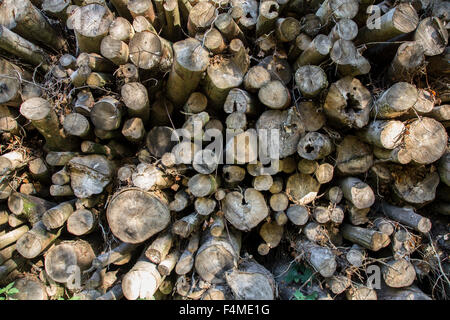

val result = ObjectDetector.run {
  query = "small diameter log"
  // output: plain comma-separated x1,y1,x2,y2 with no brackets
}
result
100,35,129,66
286,205,309,226
169,190,191,212
296,239,336,277
377,283,431,300
403,89,435,118
222,188,268,231
69,3,114,53
315,0,359,25
414,17,448,57
336,135,373,175
294,65,328,98
16,221,60,259
63,113,92,139
132,15,156,33
372,82,418,119
67,208,98,236
27,158,49,183
258,80,291,110
243,66,271,93
45,240,96,285
195,228,241,284
76,53,115,73
286,173,320,205
91,242,139,270
356,3,419,45
97,284,124,301
356,120,404,150
256,1,279,37
326,275,351,295
195,198,216,216
224,88,256,115
129,31,172,72
253,175,273,191
90,96,122,131
323,77,372,129
49,185,74,197
86,72,114,88
122,118,146,143
186,1,216,36
259,221,283,255
373,146,411,164
342,224,390,251
184,92,207,114
0,225,29,250
106,188,170,244
175,249,194,275
188,174,217,197
172,213,206,238
328,18,358,42
276,17,301,44
0,58,24,106
120,82,150,122
210,214,225,237
122,254,162,300
163,0,182,41
158,250,180,276
386,41,425,83
0,26,50,72
346,243,365,267
109,17,135,42
340,177,375,209
313,206,330,224
298,159,319,175
20,98,78,151
404,117,447,165
347,203,370,226
0,244,15,265
166,38,210,106
0,0,67,50
373,217,395,236
215,13,245,43
145,231,173,264
330,39,371,77
8,192,56,225
269,193,289,212
41,201,75,230
438,152,450,187
293,34,332,69
346,284,377,300
70,65,91,87
381,258,416,288
297,132,333,160
0,150,27,176
225,259,276,300
326,186,343,204
288,33,312,62
315,163,334,185
380,202,431,234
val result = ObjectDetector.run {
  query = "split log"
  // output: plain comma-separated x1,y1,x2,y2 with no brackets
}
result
342,224,390,251
106,188,170,244
195,228,241,284
16,221,60,259
20,98,78,151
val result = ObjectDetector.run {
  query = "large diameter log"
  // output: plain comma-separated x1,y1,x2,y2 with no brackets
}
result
69,3,114,53
356,120,404,150
195,228,241,284
8,192,56,225
380,202,431,233
296,239,336,277
166,38,209,106
356,3,419,45
20,98,78,151
225,259,276,300
129,31,172,72
323,76,372,129
340,177,375,209
342,224,390,251
336,135,373,175
222,188,268,231
414,17,448,57
107,188,170,244
404,117,447,165
45,240,96,284
0,0,67,50
16,221,60,259
294,65,328,98
109,17,134,41
122,254,162,300
90,96,122,131
187,1,215,36
0,26,50,71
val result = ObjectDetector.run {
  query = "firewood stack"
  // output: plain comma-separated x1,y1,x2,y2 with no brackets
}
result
0,0,449,300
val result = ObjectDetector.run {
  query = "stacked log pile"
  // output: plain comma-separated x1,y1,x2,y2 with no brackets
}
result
0,0,449,300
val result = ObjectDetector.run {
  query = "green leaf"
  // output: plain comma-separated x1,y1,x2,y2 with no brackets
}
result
284,265,301,283
0,288,7,295
7,288,19,295
69,296,81,300
0,297,5,300
5,282,14,291
293,290,318,300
